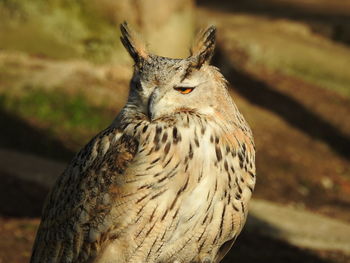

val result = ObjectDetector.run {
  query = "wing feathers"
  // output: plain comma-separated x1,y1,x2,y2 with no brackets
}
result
30,128,139,263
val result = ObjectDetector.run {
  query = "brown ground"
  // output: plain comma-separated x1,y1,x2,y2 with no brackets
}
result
1,1,350,262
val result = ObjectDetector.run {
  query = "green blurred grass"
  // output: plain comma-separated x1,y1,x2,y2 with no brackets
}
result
0,88,115,147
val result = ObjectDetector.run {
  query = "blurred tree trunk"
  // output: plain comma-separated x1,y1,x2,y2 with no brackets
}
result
96,0,196,58
136,0,195,58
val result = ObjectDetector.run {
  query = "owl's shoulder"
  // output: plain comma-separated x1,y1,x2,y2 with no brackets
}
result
30,122,141,262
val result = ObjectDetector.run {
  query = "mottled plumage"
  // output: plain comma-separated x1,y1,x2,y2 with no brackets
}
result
30,22,256,263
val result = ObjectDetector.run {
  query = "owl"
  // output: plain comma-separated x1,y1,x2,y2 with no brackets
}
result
30,22,256,263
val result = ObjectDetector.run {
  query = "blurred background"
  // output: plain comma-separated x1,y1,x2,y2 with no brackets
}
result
0,0,350,262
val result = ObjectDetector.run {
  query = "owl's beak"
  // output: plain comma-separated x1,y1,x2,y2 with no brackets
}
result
147,87,159,121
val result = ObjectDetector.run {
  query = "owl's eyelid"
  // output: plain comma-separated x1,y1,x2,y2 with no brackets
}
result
173,85,196,90
178,80,208,88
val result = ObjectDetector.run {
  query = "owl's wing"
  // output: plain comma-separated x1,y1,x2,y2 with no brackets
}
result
30,126,139,263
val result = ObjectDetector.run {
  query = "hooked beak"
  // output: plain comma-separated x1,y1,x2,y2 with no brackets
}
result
147,87,159,120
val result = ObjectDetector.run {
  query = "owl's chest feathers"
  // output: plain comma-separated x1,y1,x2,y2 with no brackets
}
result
116,114,255,246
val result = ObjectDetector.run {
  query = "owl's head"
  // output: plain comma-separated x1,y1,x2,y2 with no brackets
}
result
121,22,229,121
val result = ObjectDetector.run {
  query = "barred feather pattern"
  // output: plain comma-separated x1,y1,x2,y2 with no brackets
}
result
30,107,255,263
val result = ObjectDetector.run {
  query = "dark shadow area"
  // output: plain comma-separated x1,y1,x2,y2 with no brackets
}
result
198,0,350,45
0,108,74,162
213,48,350,159
224,226,332,263
0,171,49,217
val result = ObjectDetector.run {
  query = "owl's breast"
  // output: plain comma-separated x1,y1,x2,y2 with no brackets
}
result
141,116,255,262
101,113,255,262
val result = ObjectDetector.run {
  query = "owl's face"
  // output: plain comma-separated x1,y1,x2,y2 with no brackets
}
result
121,23,226,121
129,55,225,120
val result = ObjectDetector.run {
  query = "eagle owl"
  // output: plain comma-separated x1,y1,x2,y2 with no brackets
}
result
30,22,256,263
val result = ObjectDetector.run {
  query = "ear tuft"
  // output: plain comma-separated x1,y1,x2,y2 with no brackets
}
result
120,22,148,63
190,25,216,66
